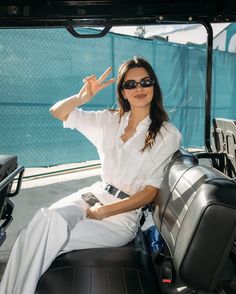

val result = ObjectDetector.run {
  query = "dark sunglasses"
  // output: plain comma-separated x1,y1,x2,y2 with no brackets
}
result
122,77,155,90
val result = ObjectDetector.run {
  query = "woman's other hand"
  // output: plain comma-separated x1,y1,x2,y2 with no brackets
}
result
86,203,105,220
79,66,115,104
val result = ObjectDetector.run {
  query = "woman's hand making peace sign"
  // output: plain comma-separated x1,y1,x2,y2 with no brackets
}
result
79,66,115,104
50,66,115,121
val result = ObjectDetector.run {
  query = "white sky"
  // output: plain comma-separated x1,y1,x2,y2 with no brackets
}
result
111,23,230,44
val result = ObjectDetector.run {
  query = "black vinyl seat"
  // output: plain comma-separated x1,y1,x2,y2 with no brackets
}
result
36,228,160,294
36,149,236,293
153,149,236,292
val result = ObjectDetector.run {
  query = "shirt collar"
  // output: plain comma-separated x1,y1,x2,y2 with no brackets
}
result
137,115,151,132
120,111,151,133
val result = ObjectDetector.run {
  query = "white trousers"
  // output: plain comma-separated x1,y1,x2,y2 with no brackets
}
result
0,184,140,294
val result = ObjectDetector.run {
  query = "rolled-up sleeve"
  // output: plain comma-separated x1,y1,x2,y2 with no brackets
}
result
63,108,107,148
143,124,182,189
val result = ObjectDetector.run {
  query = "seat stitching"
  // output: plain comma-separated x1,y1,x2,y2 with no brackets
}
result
122,268,128,294
107,267,110,294
47,265,146,273
137,271,144,294
90,265,92,294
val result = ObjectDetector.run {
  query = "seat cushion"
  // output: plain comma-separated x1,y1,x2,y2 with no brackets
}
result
36,232,160,294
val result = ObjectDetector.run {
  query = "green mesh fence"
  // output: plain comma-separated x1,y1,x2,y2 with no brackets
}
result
0,28,235,167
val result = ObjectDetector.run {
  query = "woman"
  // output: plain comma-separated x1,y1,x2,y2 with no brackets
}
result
0,57,181,294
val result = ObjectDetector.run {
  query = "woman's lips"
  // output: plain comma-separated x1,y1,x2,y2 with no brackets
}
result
134,94,146,99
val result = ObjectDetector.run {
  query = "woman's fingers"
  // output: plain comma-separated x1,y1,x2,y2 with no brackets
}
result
99,78,115,90
97,67,114,90
97,66,113,83
83,67,113,85
83,74,96,83
81,67,114,100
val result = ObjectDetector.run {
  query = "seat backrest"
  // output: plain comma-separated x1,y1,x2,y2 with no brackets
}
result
152,149,198,231
212,118,236,177
153,149,236,291
212,118,226,153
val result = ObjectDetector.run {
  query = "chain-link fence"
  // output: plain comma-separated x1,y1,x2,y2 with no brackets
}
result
0,28,235,167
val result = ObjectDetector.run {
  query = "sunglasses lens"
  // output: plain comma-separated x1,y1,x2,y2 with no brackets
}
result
123,80,137,89
123,78,154,89
141,78,154,87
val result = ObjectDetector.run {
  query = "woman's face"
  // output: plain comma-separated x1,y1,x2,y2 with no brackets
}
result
122,67,154,112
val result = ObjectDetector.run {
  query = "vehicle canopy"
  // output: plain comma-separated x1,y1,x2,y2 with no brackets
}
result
0,0,236,27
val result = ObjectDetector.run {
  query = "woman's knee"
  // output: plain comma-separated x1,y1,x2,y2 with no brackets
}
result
49,205,86,228
30,207,63,226
31,204,85,232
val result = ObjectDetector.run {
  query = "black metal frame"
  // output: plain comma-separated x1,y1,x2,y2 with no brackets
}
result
0,1,236,27
201,21,213,152
0,166,25,197
0,165,24,246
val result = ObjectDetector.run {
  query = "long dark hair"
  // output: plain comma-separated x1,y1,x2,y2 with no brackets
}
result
116,57,169,151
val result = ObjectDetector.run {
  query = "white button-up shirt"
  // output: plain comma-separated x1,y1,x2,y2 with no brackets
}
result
64,108,181,196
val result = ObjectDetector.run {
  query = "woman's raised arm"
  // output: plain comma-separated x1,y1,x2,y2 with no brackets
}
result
49,67,114,121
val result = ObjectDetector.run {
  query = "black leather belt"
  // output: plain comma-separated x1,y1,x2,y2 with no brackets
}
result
105,184,129,199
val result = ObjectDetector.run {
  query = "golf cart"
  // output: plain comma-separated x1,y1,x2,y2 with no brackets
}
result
0,1,235,293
